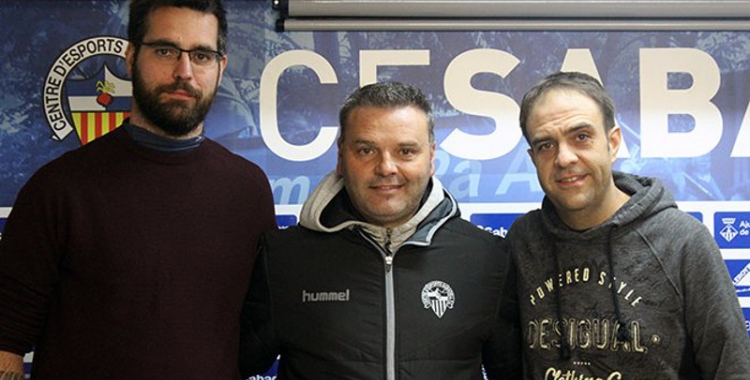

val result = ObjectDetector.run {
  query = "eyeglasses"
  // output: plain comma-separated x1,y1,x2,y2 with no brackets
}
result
140,42,223,68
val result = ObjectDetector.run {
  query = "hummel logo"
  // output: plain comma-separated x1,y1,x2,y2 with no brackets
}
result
302,289,350,303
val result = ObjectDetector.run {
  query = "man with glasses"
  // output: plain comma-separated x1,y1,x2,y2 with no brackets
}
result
0,1,276,379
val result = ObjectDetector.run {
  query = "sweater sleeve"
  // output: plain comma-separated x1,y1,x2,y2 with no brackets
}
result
239,238,281,378
681,222,750,379
0,170,63,355
482,240,523,380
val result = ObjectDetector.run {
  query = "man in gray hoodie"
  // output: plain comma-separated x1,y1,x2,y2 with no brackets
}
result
240,82,521,380
508,71,750,379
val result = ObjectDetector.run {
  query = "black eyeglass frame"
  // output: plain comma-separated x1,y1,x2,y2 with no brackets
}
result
139,41,224,66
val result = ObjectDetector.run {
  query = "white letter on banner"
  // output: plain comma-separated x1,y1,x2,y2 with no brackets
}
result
442,49,521,160
732,100,750,157
359,50,430,87
561,49,629,158
640,48,722,157
260,50,339,161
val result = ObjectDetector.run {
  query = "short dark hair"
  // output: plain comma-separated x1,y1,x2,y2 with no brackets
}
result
519,71,616,143
128,0,228,54
338,82,435,145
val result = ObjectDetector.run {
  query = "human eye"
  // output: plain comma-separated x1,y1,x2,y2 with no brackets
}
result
152,45,177,58
534,142,553,154
356,146,374,156
399,147,417,157
575,132,591,142
190,50,215,64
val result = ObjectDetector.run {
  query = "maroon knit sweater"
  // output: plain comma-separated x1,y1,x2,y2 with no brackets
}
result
0,126,277,379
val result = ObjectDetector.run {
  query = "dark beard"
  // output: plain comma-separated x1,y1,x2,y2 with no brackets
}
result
131,62,217,137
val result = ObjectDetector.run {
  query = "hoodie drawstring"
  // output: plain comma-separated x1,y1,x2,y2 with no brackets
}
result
607,225,632,342
554,226,630,361
552,245,571,360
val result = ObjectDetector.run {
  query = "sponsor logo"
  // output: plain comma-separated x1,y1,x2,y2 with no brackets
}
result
276,214,298,229
421,280,455,319
469,213,524,238
721,218,740,242
43,36,131,145
714,213,750,249
726,260,750,295
301,289,350,303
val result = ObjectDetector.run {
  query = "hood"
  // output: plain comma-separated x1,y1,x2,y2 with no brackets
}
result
540,171,675,239
299,171,456,250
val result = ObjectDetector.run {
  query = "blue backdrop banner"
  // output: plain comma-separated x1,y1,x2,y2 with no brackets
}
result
1,0,749,375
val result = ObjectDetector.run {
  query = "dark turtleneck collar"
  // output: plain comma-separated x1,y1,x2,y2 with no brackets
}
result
123,120,204,153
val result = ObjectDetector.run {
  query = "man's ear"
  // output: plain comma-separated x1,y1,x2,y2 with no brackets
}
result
608,125,622,163
336,142,343,176
218,54,228,83
429,143,436,175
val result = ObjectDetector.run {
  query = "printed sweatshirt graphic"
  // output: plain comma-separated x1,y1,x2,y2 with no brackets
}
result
507,172,750,380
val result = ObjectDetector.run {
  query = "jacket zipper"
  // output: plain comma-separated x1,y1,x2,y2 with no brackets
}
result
357,227,397,380
384,229,394,271
383,228,396,380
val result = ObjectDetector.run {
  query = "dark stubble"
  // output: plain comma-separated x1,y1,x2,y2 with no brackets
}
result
130,54,219,137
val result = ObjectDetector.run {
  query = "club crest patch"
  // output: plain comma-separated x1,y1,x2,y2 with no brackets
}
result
421,280,455,319
43,36,131,145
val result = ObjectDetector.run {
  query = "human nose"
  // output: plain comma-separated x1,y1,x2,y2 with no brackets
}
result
375,152,398,176
173,52,194,80
555,143,578,167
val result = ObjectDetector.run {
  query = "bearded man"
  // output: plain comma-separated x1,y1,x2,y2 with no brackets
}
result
0,1,276,379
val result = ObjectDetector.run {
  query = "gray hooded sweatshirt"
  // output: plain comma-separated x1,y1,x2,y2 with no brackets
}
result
507,171,750,379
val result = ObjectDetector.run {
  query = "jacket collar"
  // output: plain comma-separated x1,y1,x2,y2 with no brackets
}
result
299,171,457,250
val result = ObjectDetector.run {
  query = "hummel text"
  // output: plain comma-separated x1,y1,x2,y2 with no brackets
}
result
302,289,350,303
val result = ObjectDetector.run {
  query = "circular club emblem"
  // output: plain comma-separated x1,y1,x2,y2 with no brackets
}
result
421,280,455,319
43,36,130,144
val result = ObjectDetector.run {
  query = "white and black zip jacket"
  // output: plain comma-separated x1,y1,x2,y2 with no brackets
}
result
240,172,522,380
